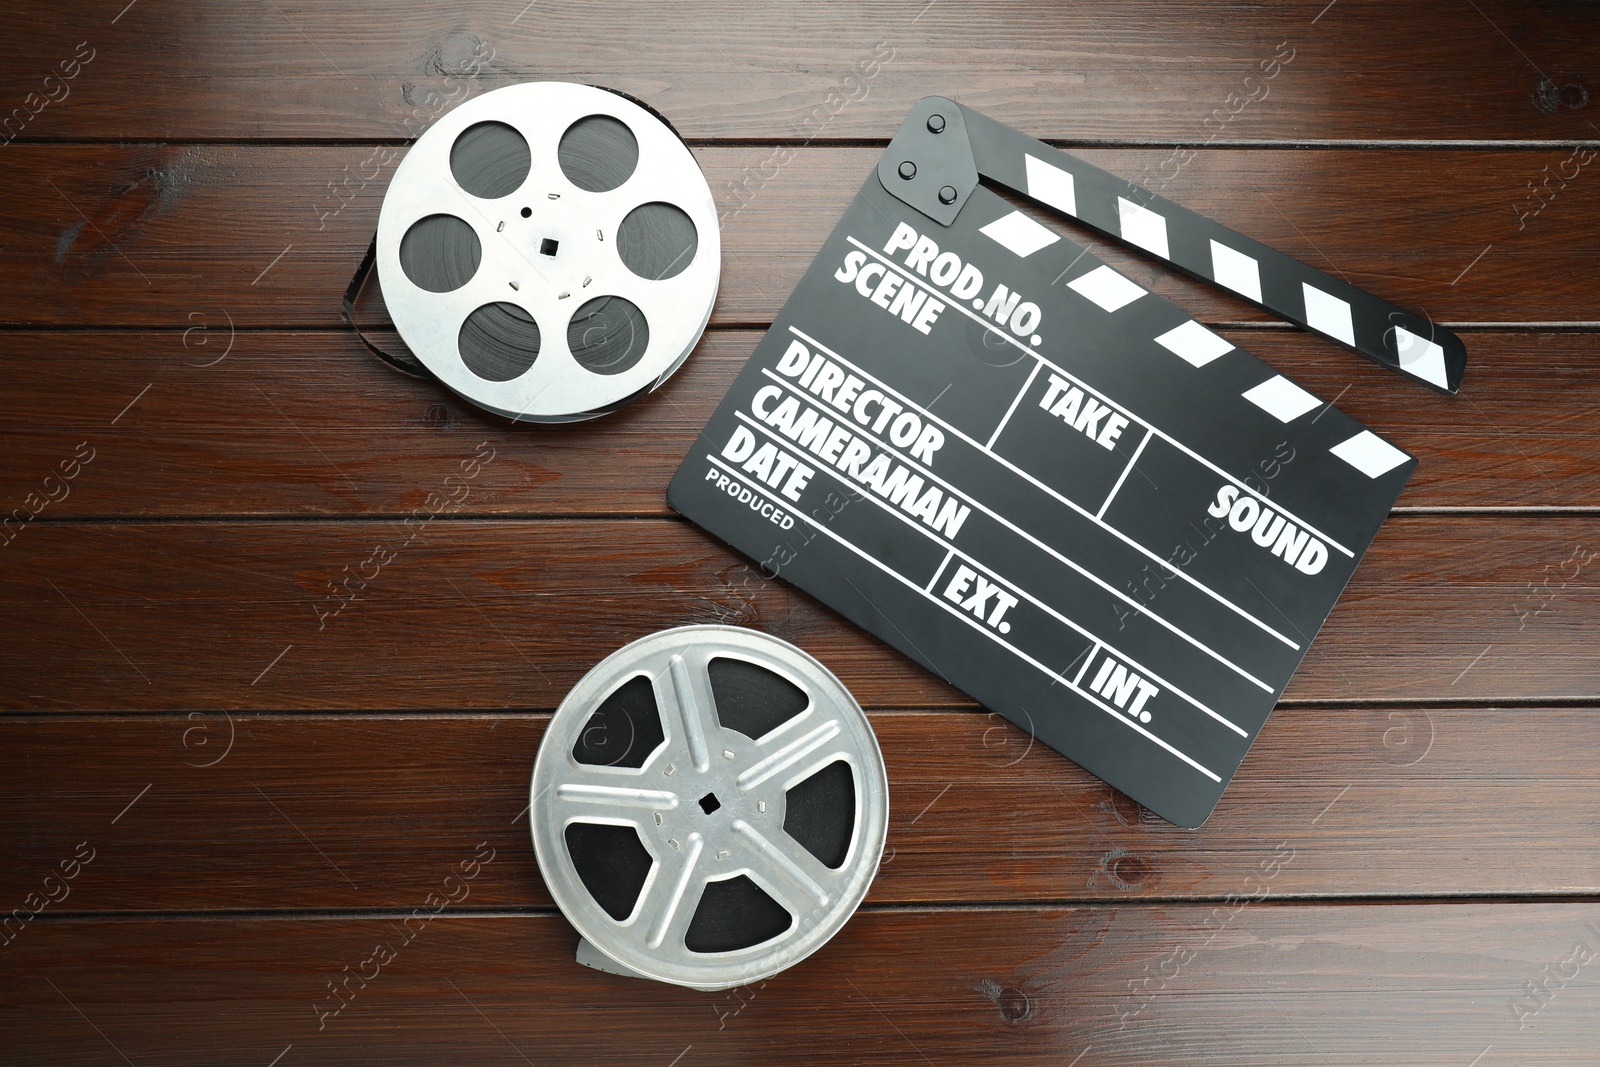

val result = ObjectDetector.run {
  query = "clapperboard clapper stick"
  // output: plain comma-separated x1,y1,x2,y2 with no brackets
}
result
884,97,1465,394
671,97,1426,826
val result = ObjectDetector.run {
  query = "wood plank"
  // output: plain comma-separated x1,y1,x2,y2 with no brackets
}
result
5,907,1596,1064
2,707,1596,912
0,327,1594,517
3,5,1594,1062
1,516,1593,711
2,0,1596,143
3,145,1595,328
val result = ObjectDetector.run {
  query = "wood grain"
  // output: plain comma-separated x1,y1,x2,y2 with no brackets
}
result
3,145,1593,328
0,516,1593,712
4,3,1599,1061
6,907,1597,1065
2,0,1595,143
1,707,1594,912
0,327,1594,517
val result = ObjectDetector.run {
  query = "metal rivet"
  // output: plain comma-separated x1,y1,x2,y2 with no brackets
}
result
669,837,681,850
496,220,505,232
723,749,735,760
597,229,603,241
509,281,519,291
653,812,664,826
717,849,730,860
665,764,676,776
926,114,946,133
898,160,917,180
938,185,958,205
757,800,766,813
548,192,560,199
583,276,592,287
558,291,570,299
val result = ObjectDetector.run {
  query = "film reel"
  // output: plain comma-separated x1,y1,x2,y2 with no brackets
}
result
530,625,888,990
375,83,720,421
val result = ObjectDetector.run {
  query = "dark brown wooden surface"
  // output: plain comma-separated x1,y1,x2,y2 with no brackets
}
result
3,707,1597,912
9,906,1600,1066
3,515,1597,709
2,328,1598,515
4,146,1595,328
2,0,1596,143
4,1,1599,1063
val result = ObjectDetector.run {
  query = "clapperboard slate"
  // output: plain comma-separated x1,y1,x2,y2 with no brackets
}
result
670,98,1464,826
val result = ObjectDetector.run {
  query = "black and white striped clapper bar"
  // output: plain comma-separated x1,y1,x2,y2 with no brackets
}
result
891,97,1466,395
671,97,1447,826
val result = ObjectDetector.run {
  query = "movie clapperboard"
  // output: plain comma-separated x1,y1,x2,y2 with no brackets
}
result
669,98,1464,826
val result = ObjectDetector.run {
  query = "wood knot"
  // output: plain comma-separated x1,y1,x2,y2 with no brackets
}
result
1534,77,1590,114
1101,847,1155,891
433,32,492,76
976,978,1033,1025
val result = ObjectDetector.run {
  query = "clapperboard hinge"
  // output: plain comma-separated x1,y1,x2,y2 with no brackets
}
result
876,96,1467,394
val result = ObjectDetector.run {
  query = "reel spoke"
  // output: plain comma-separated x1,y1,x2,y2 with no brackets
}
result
663,651,717,773
531,625,887,990
731,818,838,910
637,832,704,951
738,719,843,793
551,781,678,826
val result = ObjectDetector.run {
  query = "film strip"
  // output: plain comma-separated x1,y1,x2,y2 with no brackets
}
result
530,626,887,990
672,97,1426,827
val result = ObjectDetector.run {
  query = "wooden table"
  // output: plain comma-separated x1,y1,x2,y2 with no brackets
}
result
3,2,1597,1062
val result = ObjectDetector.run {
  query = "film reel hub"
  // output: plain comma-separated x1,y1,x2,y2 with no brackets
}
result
530,625,888,991
376,83,719,421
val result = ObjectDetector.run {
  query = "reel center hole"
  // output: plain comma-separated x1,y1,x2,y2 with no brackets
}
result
540,237,559,257
697,792,722,815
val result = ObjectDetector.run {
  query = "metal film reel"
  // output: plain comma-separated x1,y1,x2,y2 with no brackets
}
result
530,625,889,991
375,83,720,421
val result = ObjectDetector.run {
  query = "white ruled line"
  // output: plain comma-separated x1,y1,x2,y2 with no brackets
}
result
985,359,1042,450
707,453,1224,781
789,325,1300,651
837,238,1355,559
741,381,1272,700
924,549,954,593
1096,428,1152,521
726,407,1253,730
1072,641,1101,686
787,326,1299,646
